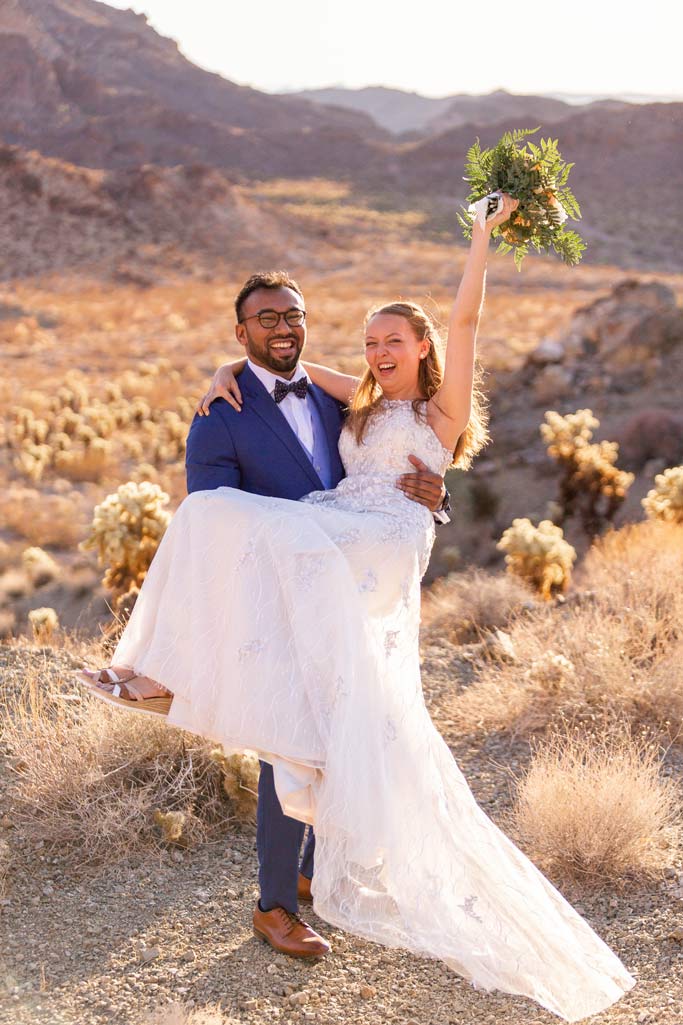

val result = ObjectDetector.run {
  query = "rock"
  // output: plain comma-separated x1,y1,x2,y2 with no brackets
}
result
566,279,683,369
532,364,574,404
139,946,160,963
359,984,376,999
528,338,565,366
287,991,308,1005
179,949,195,963
643,458,667,478
668,927,683,942
483,629,516,663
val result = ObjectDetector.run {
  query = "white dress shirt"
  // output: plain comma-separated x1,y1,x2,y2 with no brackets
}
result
247,359,315,457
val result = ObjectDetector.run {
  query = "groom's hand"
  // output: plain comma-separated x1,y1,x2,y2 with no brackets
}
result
397,455,446,513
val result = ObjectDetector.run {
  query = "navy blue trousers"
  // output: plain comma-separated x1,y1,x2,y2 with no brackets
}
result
257,760,315,914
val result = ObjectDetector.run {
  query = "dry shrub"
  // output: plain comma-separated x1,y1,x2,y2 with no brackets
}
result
0,539,11,572
509,727,682,884
453,520,683,738
421,566,537,644
0,609,16,639
576,517,683,607
0,486,89,546
2,675,233,863
0,567,31,601
209,748,259,825
140,1003,228,1025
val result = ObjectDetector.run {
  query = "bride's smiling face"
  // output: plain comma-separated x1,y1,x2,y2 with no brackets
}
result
364,313,429,398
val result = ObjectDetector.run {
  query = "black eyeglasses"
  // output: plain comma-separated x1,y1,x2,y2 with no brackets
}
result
239,308,306,329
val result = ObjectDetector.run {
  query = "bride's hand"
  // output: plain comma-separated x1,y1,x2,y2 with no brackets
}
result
197,363,243,416
480,192,519,233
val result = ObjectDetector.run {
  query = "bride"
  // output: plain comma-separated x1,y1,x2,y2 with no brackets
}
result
81,193,635,1021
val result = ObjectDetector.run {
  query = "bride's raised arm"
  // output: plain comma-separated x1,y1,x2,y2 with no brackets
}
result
427,192,518,450
196,357,359,416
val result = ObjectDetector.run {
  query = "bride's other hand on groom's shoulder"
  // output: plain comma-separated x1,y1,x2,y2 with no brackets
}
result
196,363,243,416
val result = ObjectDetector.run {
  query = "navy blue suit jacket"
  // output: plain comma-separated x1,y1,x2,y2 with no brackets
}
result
185,364,346,499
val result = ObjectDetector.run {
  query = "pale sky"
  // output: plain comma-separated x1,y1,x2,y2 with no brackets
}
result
101,0,682,101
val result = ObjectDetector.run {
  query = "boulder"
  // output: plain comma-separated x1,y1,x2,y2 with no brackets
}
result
532,365,574,404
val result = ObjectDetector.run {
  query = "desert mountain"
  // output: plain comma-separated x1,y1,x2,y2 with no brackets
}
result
290,86,610,136
0,143,328,280
1,0,681,272
0,0,386,170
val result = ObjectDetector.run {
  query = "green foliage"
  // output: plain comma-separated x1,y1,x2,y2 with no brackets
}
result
456,127,587,270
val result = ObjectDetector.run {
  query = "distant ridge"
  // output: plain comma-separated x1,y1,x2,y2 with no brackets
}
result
287,85,634,136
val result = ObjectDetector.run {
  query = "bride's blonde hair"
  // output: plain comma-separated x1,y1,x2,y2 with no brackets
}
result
347,300,490,470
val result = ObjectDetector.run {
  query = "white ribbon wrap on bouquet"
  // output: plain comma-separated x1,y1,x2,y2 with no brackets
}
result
468,190,504,229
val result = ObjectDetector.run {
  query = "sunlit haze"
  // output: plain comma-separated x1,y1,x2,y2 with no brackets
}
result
100,0,681,101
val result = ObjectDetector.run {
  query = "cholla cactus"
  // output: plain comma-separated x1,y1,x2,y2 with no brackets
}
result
80,481,171,596
22,547,60,587
3,363,190,487
209,748,259,824
28,606,59,643
642,466,683,524
540,409,634,538
497,518,576,600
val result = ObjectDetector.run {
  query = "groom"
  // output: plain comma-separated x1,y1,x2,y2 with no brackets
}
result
185,270,448,959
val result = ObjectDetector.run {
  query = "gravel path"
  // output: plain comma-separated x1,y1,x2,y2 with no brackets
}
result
1,643,682,1025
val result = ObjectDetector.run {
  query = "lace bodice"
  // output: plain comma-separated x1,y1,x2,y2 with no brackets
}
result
302,398,452,528
339,398,453,481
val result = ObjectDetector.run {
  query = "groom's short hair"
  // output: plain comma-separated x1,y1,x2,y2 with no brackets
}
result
235,271,304,322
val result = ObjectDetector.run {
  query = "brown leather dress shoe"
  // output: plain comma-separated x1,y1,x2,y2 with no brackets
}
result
253,903,330,958
297,872,312,903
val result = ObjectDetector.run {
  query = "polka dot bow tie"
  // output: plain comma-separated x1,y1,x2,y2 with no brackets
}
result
273,378,309,404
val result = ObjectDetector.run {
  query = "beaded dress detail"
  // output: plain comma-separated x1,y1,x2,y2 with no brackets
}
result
114,399,634,1022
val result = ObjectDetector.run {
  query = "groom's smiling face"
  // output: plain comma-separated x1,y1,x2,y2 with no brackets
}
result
235,286,306,379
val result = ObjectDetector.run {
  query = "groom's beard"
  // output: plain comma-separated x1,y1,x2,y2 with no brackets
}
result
245,327,304,377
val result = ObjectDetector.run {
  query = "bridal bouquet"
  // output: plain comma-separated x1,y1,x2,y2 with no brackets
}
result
456,126,587,270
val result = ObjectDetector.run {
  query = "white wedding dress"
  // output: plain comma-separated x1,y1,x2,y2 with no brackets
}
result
114,398,635,1022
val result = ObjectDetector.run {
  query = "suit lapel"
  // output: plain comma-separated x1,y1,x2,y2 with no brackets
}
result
240,366,323,490
308,383,343,472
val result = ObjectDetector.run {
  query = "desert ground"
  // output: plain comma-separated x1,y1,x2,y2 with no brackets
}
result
2,190,683,1025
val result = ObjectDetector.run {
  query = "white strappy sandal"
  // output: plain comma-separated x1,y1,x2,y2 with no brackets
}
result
77,667,173,718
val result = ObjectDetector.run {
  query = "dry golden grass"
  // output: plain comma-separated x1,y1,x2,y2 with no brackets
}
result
508,726,682,885
421,566,537,644
0,485,90,548
451,520,683,739
1,662,234,863
140,1003,228,1025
